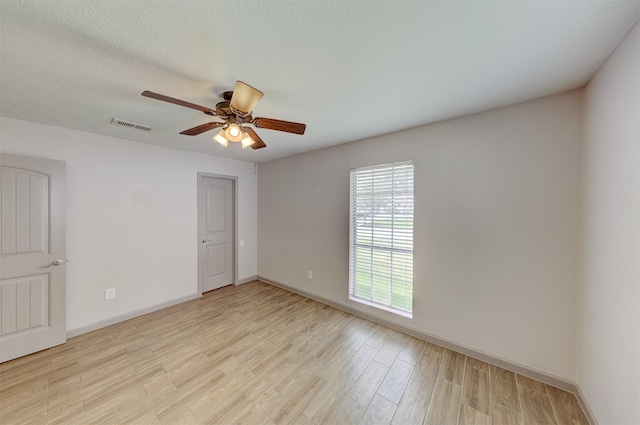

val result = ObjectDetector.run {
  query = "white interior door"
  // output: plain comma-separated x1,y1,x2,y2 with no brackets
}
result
0,154,66,363
198,175,234,293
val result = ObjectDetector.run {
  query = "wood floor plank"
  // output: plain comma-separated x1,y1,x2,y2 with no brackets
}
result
229,388,284,425
271,358,322,398
0,349,52,375
45,401,86,425
75,384,149,424
154,369,226,421
121,410,162,425
0,281,591,425
44,378,84,417
519,386,558,425
546,385,591,425
490,364,520,412
83,380,149,414
349,360,390,407
48,346,79,369
302,373,354,422
343,319,377,351
377,358,414,405
82,364,164,412
462,364,490,415
458,404,491,425
0,393,47,424
517,373,548,395
193,390,249,424
358,393,398,425
107,383,177,425
269,374,324,425
80,363,137,388
317,344,356,380
391,378,432,425
424,377,462,425
143,353,206,395
0,376,48,409
322,396,366,425
156,405,200,425
412,342,444,387
342,343,378,380
312,332,348,361
492,402,524,425
466,357,490,372
397,335,425,365
440,349,466,385
365,325,393,349
187,368,256,423
291,415,314,425
374,332,407,367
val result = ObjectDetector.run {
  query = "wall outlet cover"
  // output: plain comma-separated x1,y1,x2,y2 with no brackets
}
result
105,288,116,300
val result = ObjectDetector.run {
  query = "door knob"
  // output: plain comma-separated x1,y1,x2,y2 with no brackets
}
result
201,239,211,243
44,259,63,268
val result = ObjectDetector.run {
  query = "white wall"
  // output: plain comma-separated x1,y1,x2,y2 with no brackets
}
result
258,90,582,381
0,117,258,332
578,21,640,425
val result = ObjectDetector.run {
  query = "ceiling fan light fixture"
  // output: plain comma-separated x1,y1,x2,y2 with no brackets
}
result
241,132,255,149
142,81,306,152
230,81,264,116
213,129,228,146
225,123,243,142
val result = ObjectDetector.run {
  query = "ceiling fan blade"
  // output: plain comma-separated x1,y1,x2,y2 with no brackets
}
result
245,128,267,150
179,122,225,136
253,117,306,135
141,91,216,116
230,81,263,116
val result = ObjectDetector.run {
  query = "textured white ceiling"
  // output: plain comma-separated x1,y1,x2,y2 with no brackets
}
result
1,1,639,162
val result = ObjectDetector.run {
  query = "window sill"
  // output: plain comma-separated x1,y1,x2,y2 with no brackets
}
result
349,295,413,319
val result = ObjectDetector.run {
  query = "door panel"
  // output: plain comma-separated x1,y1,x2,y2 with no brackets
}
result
206,243,227,277
207,186,226,233
1,274,49,334
0,154,66,363
1,169,49,255
198,175,234,293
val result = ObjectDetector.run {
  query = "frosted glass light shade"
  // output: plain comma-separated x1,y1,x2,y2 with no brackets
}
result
213,129,228,146
225,123,243,142
230,81,264,116
241,132,254,149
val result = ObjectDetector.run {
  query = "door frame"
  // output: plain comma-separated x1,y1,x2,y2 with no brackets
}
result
197,172,238,296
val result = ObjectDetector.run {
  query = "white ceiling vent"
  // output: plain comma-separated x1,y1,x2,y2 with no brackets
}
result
111,118,151,131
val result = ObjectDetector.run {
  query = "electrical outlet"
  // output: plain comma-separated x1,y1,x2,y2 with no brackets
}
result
307,271,312,279
105,288,116,300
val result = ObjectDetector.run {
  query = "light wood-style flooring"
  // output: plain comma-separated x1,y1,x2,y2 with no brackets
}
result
0,281,590,425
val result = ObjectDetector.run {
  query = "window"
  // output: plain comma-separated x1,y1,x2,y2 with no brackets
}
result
349,161,414,317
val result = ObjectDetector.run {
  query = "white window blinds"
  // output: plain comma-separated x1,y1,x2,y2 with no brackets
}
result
349,161,414,317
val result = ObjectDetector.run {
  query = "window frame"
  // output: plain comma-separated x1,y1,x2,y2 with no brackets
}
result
348,160,414,318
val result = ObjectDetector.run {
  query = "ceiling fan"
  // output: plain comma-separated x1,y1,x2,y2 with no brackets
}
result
141,81,306,150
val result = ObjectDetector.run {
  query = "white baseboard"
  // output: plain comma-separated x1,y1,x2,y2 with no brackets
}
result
66,293,200,339
258,276,577,393
575,384,599,425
